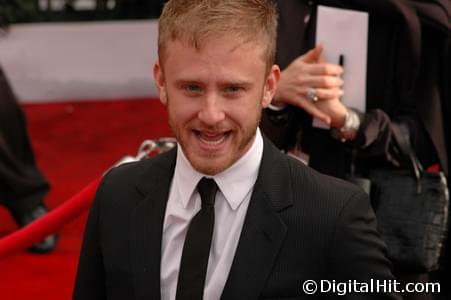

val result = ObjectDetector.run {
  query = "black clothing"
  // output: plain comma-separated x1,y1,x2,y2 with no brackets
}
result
74,138,400,300
0,66,50,217
263,0,448,179
262,1,451,299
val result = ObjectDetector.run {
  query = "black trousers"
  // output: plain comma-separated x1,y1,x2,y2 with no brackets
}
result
0,66,49,217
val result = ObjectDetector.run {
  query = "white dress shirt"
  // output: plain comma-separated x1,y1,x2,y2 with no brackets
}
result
160,129,264,300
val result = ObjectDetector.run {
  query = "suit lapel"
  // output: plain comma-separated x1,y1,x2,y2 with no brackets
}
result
130,149,176,300
222,136,293,299
128,137,293,299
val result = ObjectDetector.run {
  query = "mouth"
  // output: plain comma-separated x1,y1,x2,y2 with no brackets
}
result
193,129,231,149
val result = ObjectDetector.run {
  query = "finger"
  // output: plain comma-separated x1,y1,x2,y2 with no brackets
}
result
301,75,344,88
291,97,331,125
307,63,343,76
301,102,331,124
318,48,326,64
299,46,323,63
314,88,344,100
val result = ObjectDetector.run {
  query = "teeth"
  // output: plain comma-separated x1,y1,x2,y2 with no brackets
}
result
198,133,226,146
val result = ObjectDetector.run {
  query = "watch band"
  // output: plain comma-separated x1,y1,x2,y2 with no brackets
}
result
331,107,362,142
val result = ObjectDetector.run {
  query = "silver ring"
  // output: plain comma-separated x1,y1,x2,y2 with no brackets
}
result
307,88,319,103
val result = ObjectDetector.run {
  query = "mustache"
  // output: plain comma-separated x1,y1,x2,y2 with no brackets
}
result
189,123,233,132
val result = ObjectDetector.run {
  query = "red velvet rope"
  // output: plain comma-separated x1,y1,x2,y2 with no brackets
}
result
0,176,102,258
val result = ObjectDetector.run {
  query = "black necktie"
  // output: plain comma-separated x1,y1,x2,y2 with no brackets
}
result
176,177,218,300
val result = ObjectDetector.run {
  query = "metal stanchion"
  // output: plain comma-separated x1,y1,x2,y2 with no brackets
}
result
0,138,176,258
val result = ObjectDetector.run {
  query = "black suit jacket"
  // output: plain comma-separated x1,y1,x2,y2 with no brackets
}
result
74,137,400,299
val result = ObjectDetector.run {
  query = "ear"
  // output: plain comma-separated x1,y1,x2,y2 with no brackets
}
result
261,64,280,108
153,62,167,105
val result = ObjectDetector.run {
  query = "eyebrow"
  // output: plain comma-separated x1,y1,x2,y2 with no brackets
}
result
174,79,253,88
220,80,253,87
173,79,203,87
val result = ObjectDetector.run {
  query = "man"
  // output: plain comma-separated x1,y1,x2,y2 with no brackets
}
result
73,1,400,299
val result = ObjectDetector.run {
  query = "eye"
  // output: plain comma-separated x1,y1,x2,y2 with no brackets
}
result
184,84,202,93
224,85,244,96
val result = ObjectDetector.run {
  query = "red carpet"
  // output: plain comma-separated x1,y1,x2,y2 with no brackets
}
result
0,98,171,299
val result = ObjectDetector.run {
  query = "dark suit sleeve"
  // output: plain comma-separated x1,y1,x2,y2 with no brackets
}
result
327,191,402,300
73,175,108,300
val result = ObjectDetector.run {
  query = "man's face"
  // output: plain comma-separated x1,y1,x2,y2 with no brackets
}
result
154,36,279,175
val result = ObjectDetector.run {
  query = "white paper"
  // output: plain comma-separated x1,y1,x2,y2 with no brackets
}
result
313,5,369,128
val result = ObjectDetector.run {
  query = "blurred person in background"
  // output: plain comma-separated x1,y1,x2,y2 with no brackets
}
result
0,65,57,253
261,1,450,299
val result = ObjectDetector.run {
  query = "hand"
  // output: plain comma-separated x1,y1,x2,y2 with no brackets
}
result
314,97,348,128
273,45,345,126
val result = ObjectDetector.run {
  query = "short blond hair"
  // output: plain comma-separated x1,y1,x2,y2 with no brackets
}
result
158,0,278,71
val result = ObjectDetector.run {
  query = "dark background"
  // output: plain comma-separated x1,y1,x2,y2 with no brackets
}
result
0,0,166,27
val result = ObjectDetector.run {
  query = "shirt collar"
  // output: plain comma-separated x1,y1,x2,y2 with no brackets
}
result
173,128,264,210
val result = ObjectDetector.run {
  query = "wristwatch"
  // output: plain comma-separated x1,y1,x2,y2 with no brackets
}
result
331,107,362,142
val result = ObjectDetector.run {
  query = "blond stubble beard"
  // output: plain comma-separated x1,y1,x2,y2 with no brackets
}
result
168,110,261,176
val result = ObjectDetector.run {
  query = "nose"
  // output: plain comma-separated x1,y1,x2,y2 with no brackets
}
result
197,94,225,125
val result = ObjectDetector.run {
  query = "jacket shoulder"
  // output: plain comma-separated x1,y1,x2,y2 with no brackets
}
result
285,154,368,207
94,148,176,208
104,148,176,185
